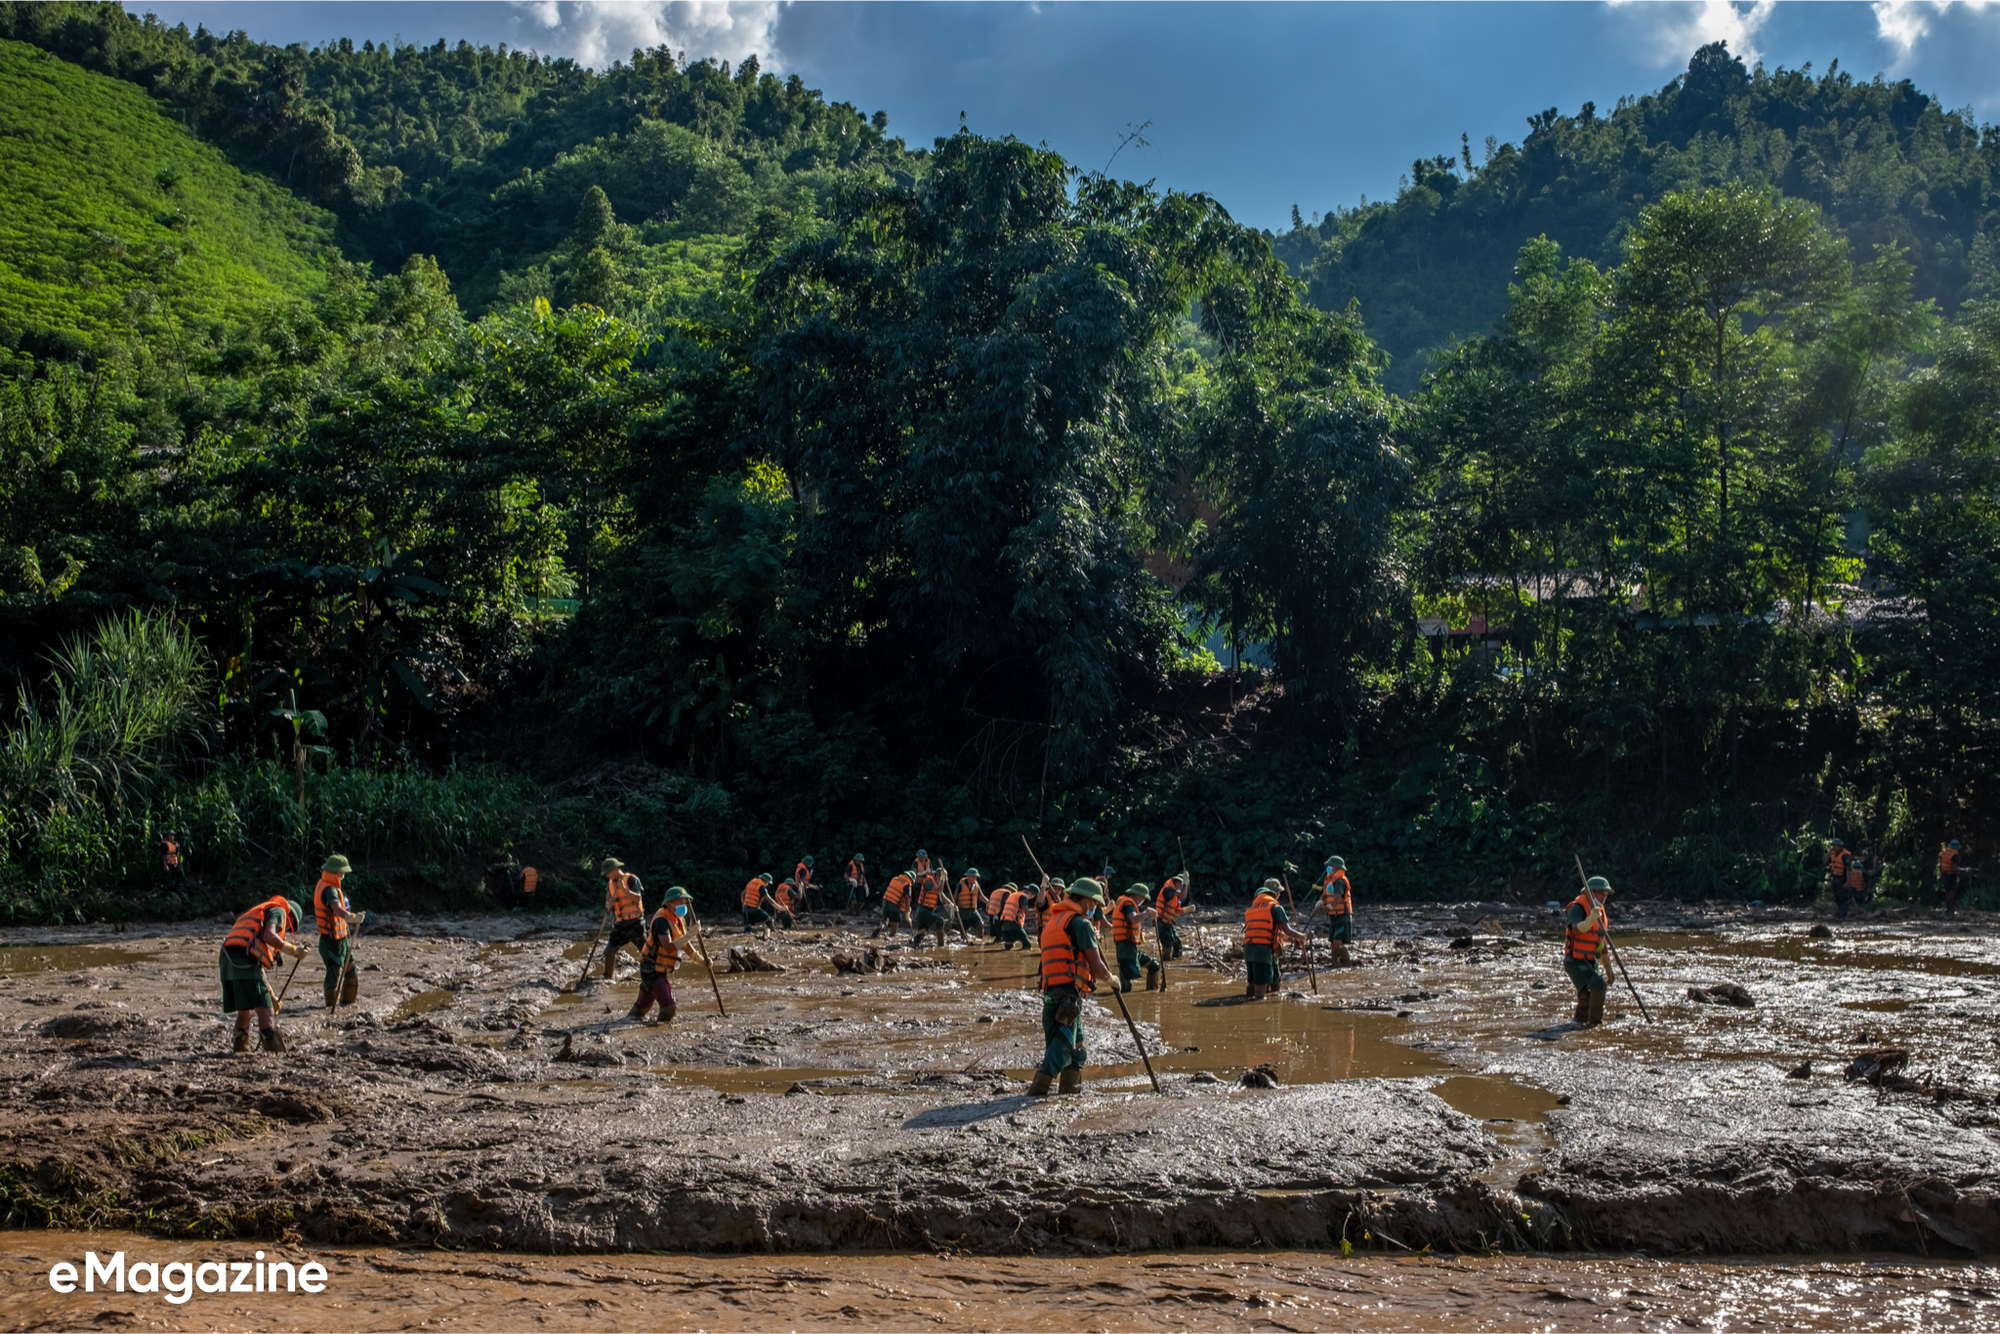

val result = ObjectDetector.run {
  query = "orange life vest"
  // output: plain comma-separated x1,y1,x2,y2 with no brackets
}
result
776,882,794,911
313,873,348,941
1828,847,1852,878
1039,902,1094,994
847,858,865,884
1244,895,1278,947
1845,862,1867,891
795,861,812,888
521,867,538,895
1112,894,1143,944
986,887,1008,916
1940,846,1961,877
916,874,941,911
1157,881,1183,925
1565,892,1608,962
162,837,180,870
640,906,686,972
742,876,769,909
607,871,643,921
225,896,293,968
1322,869,1352,917
913,855,930,876
957,876,981,910
1000,890,1024,924
884,875,911,909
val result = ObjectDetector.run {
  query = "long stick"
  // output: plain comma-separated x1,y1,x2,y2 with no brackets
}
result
685,911,728,1017
1020,834,1048,882
568,908,612,992
327,916,371,1018
1575,854,1653,1024
1281,874,1318,994
1104,979,1163,1094
273,949,305,1012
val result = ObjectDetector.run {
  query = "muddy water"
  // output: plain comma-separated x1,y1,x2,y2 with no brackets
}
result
5,1232,1995,1332
0,942,162,972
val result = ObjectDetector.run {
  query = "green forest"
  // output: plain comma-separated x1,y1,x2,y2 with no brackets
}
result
0,3,1994,923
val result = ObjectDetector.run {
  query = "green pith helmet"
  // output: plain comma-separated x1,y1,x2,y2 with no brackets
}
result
321,854,352,875
1049,878,1067,891
916,848,928,858
802,855,815,867
854,852,866,863
1325,856,1346,871
599,857,625,874
282,899,304,929
965,868,980,878
661,885,692,902
1128,881,1152,900
1949,840,1962,850
759,871,775,884
1002,881,1018,891
1264,877,1283,891
1830,838,1844,847
1068,877,1106,903
1586,876,1611,893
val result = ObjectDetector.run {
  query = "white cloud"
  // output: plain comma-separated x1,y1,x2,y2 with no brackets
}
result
510,1,786,70
1607,0,1780,66
1872,0,2000,56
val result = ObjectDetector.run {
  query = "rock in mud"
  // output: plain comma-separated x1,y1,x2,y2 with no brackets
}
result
1686,983,1756,1007
726,948,786,973
1845,1048,1910,1083
1238,1064,1283,1088
1809,923,1834,939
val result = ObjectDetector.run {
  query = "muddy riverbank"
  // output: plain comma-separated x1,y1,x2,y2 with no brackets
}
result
4,1230,1997,1331
1,901,1995,1260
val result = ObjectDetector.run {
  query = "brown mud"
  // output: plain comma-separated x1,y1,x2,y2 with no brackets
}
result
3,1231,1996,1331
0,900,1996,1265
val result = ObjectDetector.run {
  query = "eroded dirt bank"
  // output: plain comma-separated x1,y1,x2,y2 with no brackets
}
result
1,901,1996,1259
4,1231,1997,1332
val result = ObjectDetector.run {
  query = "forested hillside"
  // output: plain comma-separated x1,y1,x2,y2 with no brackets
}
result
0,38,335,354
0,19,1994,928
1275,43,2000,389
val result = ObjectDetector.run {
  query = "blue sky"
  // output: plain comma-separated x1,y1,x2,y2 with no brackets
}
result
139,2,2000,231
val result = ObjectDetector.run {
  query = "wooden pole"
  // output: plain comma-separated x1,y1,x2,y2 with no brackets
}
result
568,909,612,992
1105,977,1163,1094
1281,874,1318,994
685,911,729,1017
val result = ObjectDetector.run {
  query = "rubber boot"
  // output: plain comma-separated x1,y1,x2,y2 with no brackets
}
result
232,1027,251,1054
1331,944,1352,967
1027,1070,1054,1097
1580,992,1601,1027
659,1002,676,1025
340,972,359,1005
258,1028,286,1053
1145,962,1160,991
626,999,652,1023
1588,990,1607,1026
602,950,617,979
324,986,339,1011
1057,1068,1083,1096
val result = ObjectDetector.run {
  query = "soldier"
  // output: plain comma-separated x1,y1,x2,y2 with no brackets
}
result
1939,840,1971,914
311,854,366,1010
1109,883,1161,991
845,853,868,915
1028,878,1114,1097
1155,873,1188,961
741,870,776,933
1316,856,1355,965
601,858,646,974
1244,879,1306,1001
1564,876,1614,1026
623,887,694,1025
219,895,309,1053
955,867,985,942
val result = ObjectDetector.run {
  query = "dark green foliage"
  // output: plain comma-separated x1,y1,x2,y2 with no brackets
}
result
1282,43,2000,390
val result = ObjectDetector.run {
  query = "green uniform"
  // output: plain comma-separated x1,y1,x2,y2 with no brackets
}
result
1327,912,1353,943
1038,913,1098,1077
1244,902,1288,986
913,907,942,930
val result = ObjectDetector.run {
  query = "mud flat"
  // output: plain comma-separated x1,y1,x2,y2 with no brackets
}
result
1,902,1995,1261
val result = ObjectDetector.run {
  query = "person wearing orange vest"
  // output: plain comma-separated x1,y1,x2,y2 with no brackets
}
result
312,853,367,1010
1029,878,1114,1097
219,894,308,1053
1826,839,1853,903
1835,851,1873,920
984,882,1011,941
912,849,931,878
1155,874,1188,960
953,868,985,942
1938,841,1970,913
623,886,693,1025
773,880,798,930
1111,884,1161,992
740,870,776,932
161,828,187,895
1564,876,1614,1026
844,853,868,915
1244,880,1306,1000
1316,856,1355,966
995,884,1033,950
599,858,647,975
871,872,911,938
910,865,948,947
